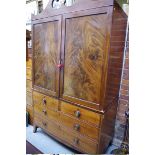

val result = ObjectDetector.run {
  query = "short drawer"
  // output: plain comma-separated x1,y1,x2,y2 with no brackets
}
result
60,113,99,140
26,79,32,92
62,127,98,153
34,114,62,139
26,68,32,80
26,91,32,106
61,101,100,127
34,104,60,123
33,91,59,110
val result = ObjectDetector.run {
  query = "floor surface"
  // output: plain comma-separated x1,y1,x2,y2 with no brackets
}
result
26,125,118,154
26,140,42,154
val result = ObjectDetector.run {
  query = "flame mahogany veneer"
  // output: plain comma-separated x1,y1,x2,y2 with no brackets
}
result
32,0,127,153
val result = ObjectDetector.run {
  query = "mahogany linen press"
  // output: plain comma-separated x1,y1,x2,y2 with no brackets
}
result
31,0,127,153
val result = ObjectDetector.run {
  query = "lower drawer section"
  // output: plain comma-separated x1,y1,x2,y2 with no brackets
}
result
34,114,98,153
62,127,98,153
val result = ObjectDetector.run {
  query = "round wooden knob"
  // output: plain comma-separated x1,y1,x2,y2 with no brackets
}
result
42,98,46,105
74,124,80,131
75,110,81,118
42,110,47,115
73,138,79,145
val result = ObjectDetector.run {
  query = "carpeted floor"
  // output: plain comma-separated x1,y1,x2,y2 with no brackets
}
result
26,140,42,154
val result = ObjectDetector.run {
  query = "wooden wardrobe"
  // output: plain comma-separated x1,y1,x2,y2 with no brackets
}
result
31,0,127,153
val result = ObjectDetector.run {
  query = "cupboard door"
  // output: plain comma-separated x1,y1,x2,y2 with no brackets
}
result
32,16,62,97
60,8,112,109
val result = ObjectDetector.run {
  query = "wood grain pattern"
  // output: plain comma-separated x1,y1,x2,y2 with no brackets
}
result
26,59,32,68
60,112,99,140
33,91,59,110
26,79,32,92
26,49,33,124
26,91,32,106
34,113,97,153
62,126,98,153
61,12,110,107
34,114,63,139
33,20,60,96
98,98,118,153
61,101,101,127
26,68,32,80
34,103,60,123
102,2,127,110
31,0,127,153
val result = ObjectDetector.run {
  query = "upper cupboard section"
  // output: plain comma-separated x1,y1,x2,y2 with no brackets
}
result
32,7,113,110
60,8,113,109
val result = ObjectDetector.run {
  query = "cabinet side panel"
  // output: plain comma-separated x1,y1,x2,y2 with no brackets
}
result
103,2,128,110
98,99,118,153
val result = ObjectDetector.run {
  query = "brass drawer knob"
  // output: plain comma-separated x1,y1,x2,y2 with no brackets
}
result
75,110,81,118
74,124,80,131
42,98,46,105
73,138,79,145
42,110,47,115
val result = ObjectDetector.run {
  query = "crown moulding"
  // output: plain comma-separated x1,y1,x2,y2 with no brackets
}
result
31,0,114,21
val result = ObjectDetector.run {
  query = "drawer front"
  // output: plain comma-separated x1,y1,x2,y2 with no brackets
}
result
62,127,98,153
33,91,59,110
60,113,99,140
26,68,32,80
26,79,32,92
34,114,62,138
34,104,60,123
26,59,32,68
26,91,32,106
61,101,100,127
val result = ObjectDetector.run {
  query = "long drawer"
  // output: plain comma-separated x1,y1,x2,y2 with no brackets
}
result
61,101,101,127
60,113,99,140
33,91,59,110
62,126,98,153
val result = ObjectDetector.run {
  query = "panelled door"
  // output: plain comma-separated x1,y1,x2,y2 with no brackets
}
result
32,15,62,97
60,8,112,109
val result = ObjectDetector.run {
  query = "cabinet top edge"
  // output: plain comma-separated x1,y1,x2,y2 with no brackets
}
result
31,0,114,21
